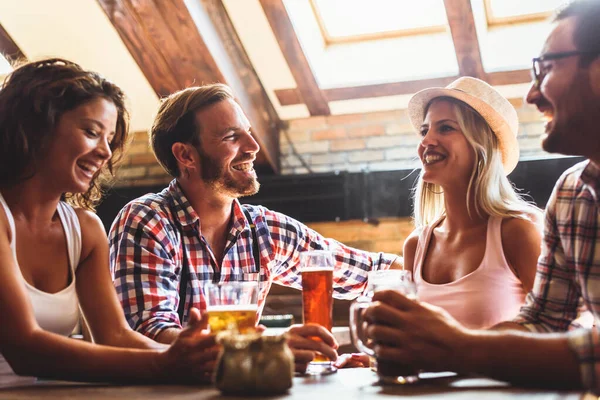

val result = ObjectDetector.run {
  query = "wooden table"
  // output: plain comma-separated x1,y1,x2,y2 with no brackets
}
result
0,368,588,400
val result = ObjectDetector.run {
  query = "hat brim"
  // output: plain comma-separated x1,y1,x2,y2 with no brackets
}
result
408,87,519,175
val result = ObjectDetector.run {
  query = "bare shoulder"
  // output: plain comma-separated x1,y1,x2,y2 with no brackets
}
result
403,230,420,254
402,229,421,273
73,208,106,234
73,208,108,259
501,216,542,289
501,216,542,242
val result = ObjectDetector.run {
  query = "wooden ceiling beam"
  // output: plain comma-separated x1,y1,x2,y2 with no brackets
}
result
191,0,280,173
324,76,459,102
487,69,532,86
0,23,25,61
259,0,330,116
97,0,179,97
97,0,279,173
275,69,532,105
443,0,486,79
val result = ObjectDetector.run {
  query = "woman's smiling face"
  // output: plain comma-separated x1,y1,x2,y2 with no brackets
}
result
417,99,475,189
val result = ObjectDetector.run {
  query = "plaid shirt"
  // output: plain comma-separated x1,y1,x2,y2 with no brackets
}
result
513,160,600,391
109,180,396,340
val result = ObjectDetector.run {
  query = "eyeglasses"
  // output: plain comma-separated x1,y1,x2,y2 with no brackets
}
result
532,50,600,88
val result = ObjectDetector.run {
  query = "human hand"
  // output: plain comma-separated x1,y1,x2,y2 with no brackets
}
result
364,290,468,372
286,323,339,374
160,307,220,384
334,353,370,369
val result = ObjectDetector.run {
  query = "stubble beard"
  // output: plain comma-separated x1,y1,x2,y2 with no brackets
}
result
543,71,597,158
200,153,260,198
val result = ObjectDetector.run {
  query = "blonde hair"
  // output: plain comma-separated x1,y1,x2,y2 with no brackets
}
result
150,83,235,177
413,97,541,227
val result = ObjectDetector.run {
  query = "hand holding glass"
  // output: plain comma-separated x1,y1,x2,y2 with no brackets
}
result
350,270,419,384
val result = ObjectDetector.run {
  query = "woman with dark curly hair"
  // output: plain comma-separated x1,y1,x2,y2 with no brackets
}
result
0,58,218,387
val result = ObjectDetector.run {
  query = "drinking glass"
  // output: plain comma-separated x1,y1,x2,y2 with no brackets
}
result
300,250,336,375
203,281,259,334
350,270,419,384
363,269,415,371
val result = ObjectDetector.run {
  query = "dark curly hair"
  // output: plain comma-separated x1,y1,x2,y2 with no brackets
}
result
0,58,130,210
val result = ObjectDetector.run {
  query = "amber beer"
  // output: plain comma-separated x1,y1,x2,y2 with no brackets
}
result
207,304,258,334
301,267,333,362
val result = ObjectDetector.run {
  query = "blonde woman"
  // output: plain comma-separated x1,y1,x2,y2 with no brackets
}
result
402,77,543,329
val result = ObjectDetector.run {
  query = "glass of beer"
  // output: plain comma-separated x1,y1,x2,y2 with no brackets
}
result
350,270,419,384
300,250,336,375
203,281,259,334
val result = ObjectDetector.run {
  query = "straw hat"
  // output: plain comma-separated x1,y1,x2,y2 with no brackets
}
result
408,77,519,175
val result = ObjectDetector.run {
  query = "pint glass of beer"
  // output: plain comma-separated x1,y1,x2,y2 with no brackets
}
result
300,250,336,375
203,281,259,334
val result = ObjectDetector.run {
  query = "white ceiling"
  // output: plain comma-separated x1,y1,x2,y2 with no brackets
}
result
0,0,159,133
0,0,567,127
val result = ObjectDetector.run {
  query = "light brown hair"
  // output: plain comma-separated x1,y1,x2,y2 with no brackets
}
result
150,84,235,177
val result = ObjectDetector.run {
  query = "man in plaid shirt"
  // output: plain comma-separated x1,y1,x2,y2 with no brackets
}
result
109,84,402,373
361,0,600,392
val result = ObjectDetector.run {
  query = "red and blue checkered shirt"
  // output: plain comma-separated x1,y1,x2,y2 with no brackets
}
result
109,180,396,340
513,160,600,391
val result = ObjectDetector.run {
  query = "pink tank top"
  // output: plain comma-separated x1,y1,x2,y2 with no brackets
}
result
413,216,526,329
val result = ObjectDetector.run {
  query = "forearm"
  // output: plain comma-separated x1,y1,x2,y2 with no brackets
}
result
460,330,581,389
389,256,403,270
100,327,167,350
489,321,529,332
155,327,182,344
7,329,164,383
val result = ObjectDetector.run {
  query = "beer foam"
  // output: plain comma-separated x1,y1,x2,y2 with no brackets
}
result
301,267,334,272
207,304,259,312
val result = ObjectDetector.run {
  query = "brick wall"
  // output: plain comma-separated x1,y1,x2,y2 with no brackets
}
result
280,98,551,175
116,131,172,187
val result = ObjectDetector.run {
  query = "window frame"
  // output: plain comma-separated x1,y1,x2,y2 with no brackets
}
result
309,0,447,46
483,0,554,28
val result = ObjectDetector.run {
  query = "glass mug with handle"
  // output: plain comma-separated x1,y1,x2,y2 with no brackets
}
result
203,281,259,334
350,270,419,384
300,250,336,375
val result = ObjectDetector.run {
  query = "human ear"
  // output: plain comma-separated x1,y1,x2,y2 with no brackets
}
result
171,142,197,170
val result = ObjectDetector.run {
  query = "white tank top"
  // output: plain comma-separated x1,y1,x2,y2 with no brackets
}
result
0,192,82,387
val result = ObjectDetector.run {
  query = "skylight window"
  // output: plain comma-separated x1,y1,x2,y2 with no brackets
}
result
485,0,566,26
284,0,458,88
311,0,447,44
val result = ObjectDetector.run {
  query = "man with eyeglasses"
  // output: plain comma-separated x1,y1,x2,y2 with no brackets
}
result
362,0,600,392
